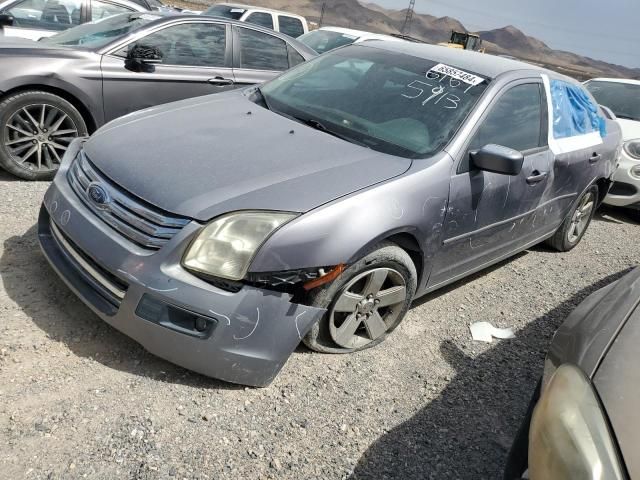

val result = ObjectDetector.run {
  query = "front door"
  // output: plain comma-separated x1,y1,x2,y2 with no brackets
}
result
429,81,554,288
100,20,235,121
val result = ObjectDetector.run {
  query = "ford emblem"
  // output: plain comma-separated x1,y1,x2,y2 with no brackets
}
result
87,182,111,209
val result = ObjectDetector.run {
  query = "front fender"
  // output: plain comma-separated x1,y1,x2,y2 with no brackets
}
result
249,154,452,291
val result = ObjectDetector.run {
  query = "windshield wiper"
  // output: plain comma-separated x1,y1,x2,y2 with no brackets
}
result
615,114,640,121
295,117,369,147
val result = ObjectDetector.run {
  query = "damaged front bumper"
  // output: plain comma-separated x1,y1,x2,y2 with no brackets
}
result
37,145,325,387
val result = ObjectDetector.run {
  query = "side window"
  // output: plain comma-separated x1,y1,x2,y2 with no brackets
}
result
278,15,303,37
461,83,544,173
7,0,83,30
126,23,227,67
90,0,132,21
245,11,273,30
286,44,304,68
236,27,288,71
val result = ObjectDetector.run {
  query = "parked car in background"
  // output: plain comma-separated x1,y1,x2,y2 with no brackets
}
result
504,267,640,480
0,12,316,180
39,42,620,386
585,78,640,220
202,3,307,38
0,0,170,40
298,26,404,54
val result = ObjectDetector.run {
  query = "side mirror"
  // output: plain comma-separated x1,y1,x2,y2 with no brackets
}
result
0,13,14,27
124,44,163,72
471,144,524,175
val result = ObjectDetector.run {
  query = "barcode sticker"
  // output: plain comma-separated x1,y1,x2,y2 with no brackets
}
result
428,64,485,86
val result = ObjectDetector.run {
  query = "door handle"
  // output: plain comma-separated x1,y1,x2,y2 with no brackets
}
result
526,171,548,185
208,76,234,86
589,153,602,164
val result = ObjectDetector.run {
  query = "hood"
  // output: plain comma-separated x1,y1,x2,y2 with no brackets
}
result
616,118,640,141
84,92,412,221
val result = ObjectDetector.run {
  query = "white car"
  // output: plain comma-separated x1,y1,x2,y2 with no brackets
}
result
202,3,308,37
297,26,406,54
585,78,640,219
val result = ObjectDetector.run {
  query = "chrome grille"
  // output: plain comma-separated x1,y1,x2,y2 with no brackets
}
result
67,153,190,250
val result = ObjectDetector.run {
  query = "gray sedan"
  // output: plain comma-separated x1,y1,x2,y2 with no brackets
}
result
505,267,640,480
39,42,621,386
0,12,316,179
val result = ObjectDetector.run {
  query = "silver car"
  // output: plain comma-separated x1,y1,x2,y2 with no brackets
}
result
0,12,316,179
39,42,621,386
0,0,165,40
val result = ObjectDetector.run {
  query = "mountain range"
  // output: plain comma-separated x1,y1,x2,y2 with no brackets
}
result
188,0,639,79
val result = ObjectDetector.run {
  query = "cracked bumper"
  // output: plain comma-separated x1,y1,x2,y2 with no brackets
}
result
37,144,325,387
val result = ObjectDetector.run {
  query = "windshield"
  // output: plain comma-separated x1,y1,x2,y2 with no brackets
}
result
260,45,489,158
40,13,157,49
585,81,640,121
297,29,357,54
203,5,246,20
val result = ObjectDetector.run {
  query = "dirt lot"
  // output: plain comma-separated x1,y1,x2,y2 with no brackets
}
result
1,169,639,480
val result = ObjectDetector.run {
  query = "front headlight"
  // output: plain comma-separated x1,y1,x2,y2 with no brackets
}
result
529,364,624,480
182,211,297,281
623,139,640,160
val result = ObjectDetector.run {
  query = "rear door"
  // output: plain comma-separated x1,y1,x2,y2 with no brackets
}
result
231,25,296,87
429,80,555,287
100,20,234,121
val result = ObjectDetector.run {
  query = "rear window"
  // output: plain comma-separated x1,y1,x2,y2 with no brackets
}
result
278,15,304,37
297,29,356,54
204,4,245,20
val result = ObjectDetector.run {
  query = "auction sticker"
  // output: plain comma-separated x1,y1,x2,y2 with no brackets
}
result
428,64,485,86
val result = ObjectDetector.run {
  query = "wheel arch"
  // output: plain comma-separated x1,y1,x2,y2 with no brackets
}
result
0,84,98,133
350,229,425,289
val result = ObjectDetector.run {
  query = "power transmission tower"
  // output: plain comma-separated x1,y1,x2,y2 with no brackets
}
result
401,0,415,35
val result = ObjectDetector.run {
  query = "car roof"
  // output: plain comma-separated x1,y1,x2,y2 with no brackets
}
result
363,40,550,79
210,2,305,18
317,26,396,40
588,77,640,86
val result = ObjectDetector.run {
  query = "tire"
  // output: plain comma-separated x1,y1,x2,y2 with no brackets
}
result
0,91,88,180
303,241,417,354
545,184,598,252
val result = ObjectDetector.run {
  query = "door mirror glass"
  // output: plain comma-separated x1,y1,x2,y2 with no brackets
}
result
125,44,163,72
0,13,14,26
471,144,524,175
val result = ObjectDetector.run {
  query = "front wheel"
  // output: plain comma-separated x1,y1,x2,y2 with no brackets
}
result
303,242,417,354
0,91,88,180
546,184,598,252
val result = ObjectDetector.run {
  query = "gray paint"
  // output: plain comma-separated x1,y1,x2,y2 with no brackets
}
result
593,305,640,479
0,16,316,129
39,44,622,385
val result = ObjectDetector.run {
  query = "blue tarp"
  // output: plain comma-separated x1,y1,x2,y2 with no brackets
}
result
550,80,607,139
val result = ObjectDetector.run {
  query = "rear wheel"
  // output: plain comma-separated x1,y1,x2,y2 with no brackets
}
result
0,91,88,180
546,185,598,252
303,242,417,353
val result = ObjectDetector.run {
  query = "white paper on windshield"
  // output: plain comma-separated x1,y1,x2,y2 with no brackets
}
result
230,8,246,12
139,14,161,20
428,63,485,86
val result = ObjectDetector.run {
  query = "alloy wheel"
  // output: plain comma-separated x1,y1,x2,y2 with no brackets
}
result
3,103,80,172
567,191,595,243
328,268,408,349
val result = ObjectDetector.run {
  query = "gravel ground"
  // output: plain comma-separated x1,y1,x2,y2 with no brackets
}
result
1,169,639,480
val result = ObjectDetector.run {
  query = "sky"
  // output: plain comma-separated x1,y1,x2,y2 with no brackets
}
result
371,0,640,69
